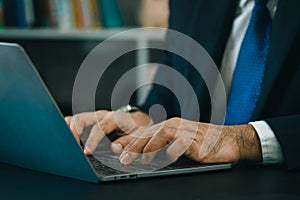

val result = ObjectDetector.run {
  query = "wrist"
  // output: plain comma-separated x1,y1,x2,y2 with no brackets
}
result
130,111,153,127
117,104,152,126
238,124,262,163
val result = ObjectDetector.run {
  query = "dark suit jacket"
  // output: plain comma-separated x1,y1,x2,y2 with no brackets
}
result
139,0,300,169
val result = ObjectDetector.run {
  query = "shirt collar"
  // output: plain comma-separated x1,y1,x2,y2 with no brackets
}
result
240,0,250,8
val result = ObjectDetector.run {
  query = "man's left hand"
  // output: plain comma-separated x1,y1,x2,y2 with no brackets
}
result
113,118,262,165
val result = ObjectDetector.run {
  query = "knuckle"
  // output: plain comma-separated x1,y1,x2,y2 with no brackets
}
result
126,138,147,153
143,142,156,153
160,125,176,139
177,137,189,146
168,117,181,125
96,110,109,117
111,112,125,128
70,116,81,131
99,121,109,134
73,114,84,125
127,143,140,153
97,113,115,133
91,124,105,138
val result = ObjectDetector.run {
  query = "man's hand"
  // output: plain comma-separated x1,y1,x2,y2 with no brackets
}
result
116,118,262,165
65,110,152,156
66,112,262,165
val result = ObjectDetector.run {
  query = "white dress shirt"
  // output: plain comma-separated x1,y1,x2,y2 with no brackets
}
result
221,0,284,164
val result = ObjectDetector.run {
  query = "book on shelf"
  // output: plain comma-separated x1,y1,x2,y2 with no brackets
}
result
80,0,94,29
14,0,27,28
90,0,102,28
3,0,35,29
72,0,84,29
0,0,4,29
72,0,102,29
99,0,123,28
24,0,35,27
53,0,74,30
1,0,125,30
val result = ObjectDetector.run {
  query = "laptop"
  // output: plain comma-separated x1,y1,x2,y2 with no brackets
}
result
0,42,231,183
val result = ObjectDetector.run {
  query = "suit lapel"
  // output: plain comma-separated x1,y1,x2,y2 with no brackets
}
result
252,0,300,120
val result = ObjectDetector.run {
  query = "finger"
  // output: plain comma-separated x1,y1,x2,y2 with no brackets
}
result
64,116,80,144
184,139,202,162
119,132,150,165
65,116,81,144
141,126,176,164
65,116,72,127
112,111,140,133
166,137,191,163
83,112,128,156
97,112,119,134
84,123,106,156
95,111,137,135
111,135,134,154
69,112,103,137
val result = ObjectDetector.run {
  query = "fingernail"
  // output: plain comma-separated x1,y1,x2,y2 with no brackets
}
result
84,148,91,156
120,152,130,165
111,143,123,154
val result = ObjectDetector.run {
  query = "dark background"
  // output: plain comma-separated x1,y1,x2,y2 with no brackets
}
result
0,38,164,115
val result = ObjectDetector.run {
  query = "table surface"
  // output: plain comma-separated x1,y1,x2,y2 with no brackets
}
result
0,162,299,200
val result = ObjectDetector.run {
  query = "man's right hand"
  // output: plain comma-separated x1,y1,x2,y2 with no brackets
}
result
65,110,152,156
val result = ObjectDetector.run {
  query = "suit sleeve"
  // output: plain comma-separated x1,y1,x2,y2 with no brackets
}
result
138,50,180,122
265,115,300,170
137,0,180,121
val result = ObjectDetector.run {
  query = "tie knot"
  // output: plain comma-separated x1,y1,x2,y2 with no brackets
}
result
255,0,268,6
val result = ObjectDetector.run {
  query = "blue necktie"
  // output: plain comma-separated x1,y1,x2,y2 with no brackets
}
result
225,0,272,125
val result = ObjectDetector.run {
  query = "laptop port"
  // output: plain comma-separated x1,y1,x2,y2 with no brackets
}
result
129,174,137,179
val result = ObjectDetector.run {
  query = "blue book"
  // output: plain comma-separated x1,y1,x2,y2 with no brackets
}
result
13,0,27,28
98,0,123,28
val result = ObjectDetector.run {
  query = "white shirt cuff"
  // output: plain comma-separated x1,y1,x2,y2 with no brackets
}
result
249,121,284,164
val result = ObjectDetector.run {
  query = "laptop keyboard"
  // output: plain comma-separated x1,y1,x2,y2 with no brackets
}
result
87,155,168,176
87,156,126,176
87,154,205,177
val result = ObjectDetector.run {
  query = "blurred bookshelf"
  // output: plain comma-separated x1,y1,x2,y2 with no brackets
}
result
0,0,165,43
0,0,166,114
0,0,126,30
